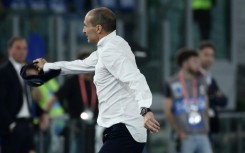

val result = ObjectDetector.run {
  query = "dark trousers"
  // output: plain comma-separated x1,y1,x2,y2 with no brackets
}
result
193,10,212,40
99,123,145,153
84,123,95,153
1,119,34,153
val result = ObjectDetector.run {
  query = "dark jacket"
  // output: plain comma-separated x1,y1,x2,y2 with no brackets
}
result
208,77,227,133
0,60,42,135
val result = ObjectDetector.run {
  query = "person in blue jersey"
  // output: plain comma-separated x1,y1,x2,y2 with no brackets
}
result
164,48,213,153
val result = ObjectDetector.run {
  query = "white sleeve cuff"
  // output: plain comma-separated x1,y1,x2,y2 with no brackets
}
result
43,63,52,72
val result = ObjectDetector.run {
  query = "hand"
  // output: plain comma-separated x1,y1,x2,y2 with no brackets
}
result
144,112,160,133
178,131,188,140
33,58,47,72
39,113,49,131
9,122,16,132
29,150,36,153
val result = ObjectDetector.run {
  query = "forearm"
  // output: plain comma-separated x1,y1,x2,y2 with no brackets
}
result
43,61,95,75
166,112,181,133
209,95,227,107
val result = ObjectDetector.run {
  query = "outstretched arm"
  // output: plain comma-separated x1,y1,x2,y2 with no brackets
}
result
164,98,187,140
34,51,98,75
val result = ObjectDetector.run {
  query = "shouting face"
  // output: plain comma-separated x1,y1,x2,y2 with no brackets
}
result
83,12,100,44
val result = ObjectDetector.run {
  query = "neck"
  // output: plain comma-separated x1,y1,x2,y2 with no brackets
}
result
181,69,194,79
97,31,111,43
9,56,24,65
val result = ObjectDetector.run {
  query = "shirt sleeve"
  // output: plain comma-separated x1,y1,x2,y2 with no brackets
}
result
0,68,14,127
208,77,228,107
101,46,152,108
43,51,98,75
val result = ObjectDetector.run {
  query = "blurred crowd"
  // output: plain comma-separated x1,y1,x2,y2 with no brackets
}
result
0,0,92,13
0,0,138,14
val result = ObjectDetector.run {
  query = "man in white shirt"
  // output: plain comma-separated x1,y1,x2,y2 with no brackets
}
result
34,7,160,153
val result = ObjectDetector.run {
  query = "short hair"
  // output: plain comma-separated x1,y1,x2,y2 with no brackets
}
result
90,7,116,32
198,41,216,51
176,48,198,67
8,36,26,49
77,52,91,60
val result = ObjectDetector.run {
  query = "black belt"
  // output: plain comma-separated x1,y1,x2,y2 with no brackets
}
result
105,123,124,131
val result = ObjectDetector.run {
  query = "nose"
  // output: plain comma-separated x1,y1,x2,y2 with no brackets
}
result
82,27,86,34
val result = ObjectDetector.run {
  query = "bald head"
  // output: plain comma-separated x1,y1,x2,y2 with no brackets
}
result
88,7,116,33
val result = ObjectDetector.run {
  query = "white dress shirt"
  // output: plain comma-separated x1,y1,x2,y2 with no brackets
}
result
43,31,152,142
9,57,31,118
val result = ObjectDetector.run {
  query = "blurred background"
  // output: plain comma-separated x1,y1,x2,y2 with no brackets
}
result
0,0,245,153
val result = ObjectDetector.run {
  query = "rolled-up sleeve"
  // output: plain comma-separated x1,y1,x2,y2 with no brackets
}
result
43,51,98,75
101,47,152,108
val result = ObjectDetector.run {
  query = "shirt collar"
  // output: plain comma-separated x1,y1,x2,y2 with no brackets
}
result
97,30,116,47
9,57,23,70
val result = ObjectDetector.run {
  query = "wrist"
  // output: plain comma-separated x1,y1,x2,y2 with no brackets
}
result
43,63,50,72
140,107,152,117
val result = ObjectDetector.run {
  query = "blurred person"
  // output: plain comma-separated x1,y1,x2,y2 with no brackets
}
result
67,0,92,14
44,52,98,153
0,0,7,21
164,49,213,153
0,52,6,64
32,78,65,153
34,7,160,153
198,41,227,135
192,0,216,40
0,37,47,153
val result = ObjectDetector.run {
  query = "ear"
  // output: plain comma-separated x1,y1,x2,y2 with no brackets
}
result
8,48,11,54
96,25,103,34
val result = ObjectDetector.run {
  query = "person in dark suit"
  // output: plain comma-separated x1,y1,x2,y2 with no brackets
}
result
0,52,6,64
198,41,227,135
0,37,46,153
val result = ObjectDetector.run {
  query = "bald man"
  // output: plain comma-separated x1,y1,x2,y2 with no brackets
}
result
34,7,160,153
